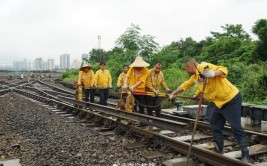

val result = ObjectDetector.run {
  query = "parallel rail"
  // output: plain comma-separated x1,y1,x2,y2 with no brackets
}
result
13,88,254,166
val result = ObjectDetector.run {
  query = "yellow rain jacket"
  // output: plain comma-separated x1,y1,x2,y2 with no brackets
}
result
77,70,94,89
180,63,239,108
94,69,112,88
126,67,149,92
146,69,168,92
117,72,127,93
117,72,127,87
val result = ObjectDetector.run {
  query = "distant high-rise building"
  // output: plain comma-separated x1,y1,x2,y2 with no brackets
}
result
60,54,70,69
34,58,43,70
13,58,28,71
27,61,32,70
47,59,55,71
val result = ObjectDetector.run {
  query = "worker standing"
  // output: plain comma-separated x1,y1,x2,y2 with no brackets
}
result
117,65,129,91
169,58,249,163
116,65,129,109
122,56,150,114
77,63,95,103
146,62,171,117
94,62,112,106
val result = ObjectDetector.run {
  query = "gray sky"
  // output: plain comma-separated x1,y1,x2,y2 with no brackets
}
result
0,0,266,65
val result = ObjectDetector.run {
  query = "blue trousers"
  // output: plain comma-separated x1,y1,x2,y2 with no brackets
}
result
134,95,146,114
84,89,95,103
99,89,109,106
204,102,215,122
210,93,247,139
147,96,161,117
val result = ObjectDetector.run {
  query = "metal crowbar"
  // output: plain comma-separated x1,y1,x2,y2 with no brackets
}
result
186,65,209,166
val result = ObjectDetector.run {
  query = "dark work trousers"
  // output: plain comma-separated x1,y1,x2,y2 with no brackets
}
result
133,95,146,114
209,93,247,139
84,89,96,103
99,89,109,106
147,96,162,117
204,102,216,122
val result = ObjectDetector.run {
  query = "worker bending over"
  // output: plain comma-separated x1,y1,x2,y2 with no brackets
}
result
169,58,249,163
122,56,150,114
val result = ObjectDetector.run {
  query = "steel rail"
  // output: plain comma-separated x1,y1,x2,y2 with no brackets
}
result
160,113,267,140
13,88,255,166
13,89,187,132
57,95,187,132
22,86,73,98
130,125,253,166
0,89,10,96
36,80,73,95
21,82,267,141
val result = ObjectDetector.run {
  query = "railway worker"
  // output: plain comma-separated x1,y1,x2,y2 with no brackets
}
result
122,56,150,114
193,89,215,122
146,62,171,117
116,65,129,108
77,63,95,103
169,58,249,163
94,62,112,106
117,64,129,91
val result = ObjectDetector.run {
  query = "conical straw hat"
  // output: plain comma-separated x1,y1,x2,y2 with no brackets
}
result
80,63,92,70
129,56,150,67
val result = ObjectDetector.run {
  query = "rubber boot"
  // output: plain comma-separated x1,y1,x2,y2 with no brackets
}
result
238,137,250,163
213,133,224,153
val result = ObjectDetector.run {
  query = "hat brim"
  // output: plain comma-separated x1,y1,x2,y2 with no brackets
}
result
129,62,150,67
80,66,91,70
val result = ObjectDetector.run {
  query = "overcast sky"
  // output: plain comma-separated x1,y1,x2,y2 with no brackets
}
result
0,0,266,65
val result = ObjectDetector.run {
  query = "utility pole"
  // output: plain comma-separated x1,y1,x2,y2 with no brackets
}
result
98,35,102,62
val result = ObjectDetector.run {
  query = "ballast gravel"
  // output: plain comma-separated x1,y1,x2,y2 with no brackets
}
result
0,94,178,166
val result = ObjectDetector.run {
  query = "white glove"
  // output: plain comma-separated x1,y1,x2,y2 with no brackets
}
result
109,84,112,88
153,89,159,96
129,86,134,92
169,94,176,100
122,84,128,90
192,95,198,99
203,68,215,78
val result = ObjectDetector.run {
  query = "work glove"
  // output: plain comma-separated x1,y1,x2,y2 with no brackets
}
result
109,84,112,88
122,84,128,90
129,86,134,92
192,94,199,100
168,94,176,101
153,89,159,96
203,68,215,78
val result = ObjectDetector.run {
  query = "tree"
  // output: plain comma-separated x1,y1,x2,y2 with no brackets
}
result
176,37,200,57
211,24,250,40
88,48,107,63
252,19,267,61
196,24,253,64
152,42,180,68
115,23,159,62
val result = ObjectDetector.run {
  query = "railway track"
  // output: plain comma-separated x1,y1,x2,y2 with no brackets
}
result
1,79,267,165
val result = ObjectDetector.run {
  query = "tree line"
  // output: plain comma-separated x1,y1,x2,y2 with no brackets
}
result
64,19,267,105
